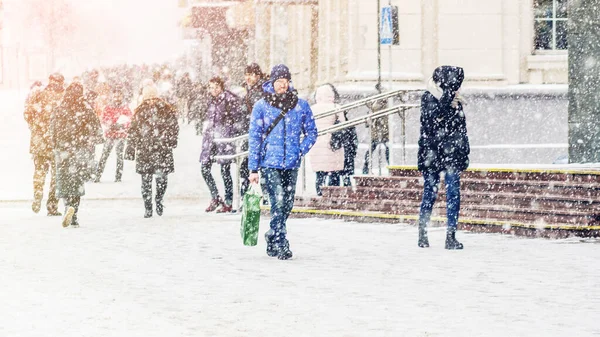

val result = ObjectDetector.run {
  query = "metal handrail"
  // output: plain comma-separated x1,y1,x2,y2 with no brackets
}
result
213,133,248,144
213,151,249,161
212,88,422,143
312,88,421,120
318,104,418,136
213,103,418,161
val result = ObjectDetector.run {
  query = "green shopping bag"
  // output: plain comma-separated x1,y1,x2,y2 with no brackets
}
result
240,184,262,246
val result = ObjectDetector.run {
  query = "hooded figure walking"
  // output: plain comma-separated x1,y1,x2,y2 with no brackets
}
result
50,82,104,227
126,83,180,218
417,66,469,250
248,64,318,260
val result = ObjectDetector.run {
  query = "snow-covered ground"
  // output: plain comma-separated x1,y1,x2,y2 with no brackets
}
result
1,90,600,336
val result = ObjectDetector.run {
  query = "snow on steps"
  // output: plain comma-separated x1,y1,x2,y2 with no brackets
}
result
287,165,600,238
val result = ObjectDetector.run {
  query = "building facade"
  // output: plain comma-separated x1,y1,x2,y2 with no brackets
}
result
221,0,568,92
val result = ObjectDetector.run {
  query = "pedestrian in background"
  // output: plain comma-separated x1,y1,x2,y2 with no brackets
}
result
95,87,133,183
200,77,243,213
126,83,179,218
308,83,345,196
50,82,104,227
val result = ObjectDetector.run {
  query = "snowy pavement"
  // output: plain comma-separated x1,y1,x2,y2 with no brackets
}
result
1,90,600,336
1,199,599,336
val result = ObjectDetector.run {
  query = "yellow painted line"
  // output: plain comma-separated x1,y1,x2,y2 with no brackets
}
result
261,206,600,231
386,165,600,176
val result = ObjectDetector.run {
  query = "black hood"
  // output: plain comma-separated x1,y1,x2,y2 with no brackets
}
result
432,66,464,92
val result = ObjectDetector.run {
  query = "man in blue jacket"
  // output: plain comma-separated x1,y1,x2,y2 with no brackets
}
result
248,64,318,260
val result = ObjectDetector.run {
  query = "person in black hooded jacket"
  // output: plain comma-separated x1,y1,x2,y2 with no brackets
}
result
417,65,469,250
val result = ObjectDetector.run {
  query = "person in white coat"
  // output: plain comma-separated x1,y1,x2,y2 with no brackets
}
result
308,84,345,196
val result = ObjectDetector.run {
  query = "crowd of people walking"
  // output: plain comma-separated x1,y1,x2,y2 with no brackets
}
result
23,62,469,258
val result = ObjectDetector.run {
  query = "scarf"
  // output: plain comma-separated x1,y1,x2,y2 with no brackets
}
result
427,78,467,108
264,91,299,113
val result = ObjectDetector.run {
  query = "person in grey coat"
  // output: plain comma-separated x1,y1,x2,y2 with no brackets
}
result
50,82,104,228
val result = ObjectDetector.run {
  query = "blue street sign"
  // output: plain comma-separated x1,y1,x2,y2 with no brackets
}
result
380,6,393,45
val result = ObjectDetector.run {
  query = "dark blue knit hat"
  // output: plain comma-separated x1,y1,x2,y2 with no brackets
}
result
270,64,291,82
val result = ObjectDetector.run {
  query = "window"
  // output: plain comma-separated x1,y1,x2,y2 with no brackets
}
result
534,0,568,50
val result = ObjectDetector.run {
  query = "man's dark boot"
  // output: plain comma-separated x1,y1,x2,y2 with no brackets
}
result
265,231,278,257
418,225,430,248
445,228,464,250
277,239,293,260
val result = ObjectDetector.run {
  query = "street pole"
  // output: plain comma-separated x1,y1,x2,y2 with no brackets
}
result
376,0,381,94
387,0,393,169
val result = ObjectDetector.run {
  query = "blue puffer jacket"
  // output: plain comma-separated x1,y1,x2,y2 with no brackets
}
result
248,82,318,171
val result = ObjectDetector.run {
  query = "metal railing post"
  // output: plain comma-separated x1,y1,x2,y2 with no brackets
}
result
234,138,241,211
368,110,373,176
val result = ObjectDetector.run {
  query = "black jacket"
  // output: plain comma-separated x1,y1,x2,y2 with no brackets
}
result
128,98,179,174
417,66,470,173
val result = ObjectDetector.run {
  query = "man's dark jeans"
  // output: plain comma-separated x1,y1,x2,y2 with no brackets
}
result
418,169,461,229
263,168,298,245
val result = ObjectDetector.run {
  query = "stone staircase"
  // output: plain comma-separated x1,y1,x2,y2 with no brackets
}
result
292,166,600,238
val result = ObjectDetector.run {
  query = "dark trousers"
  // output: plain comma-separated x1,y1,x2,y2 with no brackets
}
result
96,138,125,181
201,161,233,205
418,169,461,230
315,171,341,196
33,155,59,212
363,140,390,174
263,168,298,246
141,173,168,210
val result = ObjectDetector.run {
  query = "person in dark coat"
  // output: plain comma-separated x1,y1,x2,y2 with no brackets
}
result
239,63,267,201
126,83,180,218
417,65,469,250
340,111,359,186
50,82,104,227
200,77,243,213
24,73,65,216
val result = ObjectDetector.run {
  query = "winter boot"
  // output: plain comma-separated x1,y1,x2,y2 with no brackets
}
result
32,198,42,214
445,228,464,250
277,239,293,260
71,214,80,228
265,231,278,257
156,201,164,216
47,209,62,217
418,226,430,248
62,207,75,228
144,200,153,218
205,198,223,212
